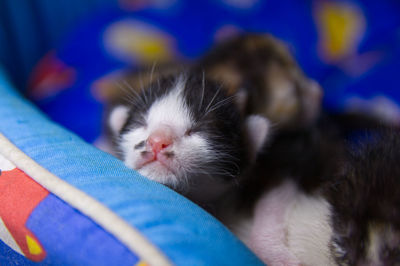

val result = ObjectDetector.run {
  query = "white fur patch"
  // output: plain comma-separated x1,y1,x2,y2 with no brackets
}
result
109,105,129,134
286,191,335,266
145,77,192,134
245,115,270,158
242,179,335,266
119,77,211,189
247,180,302,265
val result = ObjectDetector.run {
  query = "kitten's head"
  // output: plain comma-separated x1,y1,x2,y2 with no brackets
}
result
327,131,400,266
197,33,322,129
108,73,269,203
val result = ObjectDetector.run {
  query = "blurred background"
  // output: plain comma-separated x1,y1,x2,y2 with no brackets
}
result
0,0,399,143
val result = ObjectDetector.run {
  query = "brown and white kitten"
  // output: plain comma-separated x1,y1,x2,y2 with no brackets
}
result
196,33,322,130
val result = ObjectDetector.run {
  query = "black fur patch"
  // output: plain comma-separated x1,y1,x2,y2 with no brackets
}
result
238,115,346,208
182,73,247,181
326,129,400,265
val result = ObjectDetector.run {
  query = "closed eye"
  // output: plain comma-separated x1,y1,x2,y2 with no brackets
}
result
185,128,193,136
134,141,146,150
185,122,204,136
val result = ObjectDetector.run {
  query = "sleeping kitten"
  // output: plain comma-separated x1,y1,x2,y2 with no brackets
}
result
101,33,325,222
196,33,322,130
107,72,269,205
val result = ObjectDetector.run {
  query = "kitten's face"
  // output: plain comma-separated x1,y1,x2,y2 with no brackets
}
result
109,74,269,202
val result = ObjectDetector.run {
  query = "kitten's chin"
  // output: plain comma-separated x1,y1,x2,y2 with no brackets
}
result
135,162,234,204
137,162,183,189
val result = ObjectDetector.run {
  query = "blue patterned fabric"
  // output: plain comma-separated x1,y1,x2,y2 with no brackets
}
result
0,0,117,89
19,0,400,143
0,194,140,265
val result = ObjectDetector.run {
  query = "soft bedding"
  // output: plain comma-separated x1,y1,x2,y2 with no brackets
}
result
1,0,400,265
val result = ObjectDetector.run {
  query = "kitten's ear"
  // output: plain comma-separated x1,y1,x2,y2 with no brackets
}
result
109,105,129,134
245,115,270,161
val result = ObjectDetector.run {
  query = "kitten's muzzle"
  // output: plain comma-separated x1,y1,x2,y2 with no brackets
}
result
147,126,174,155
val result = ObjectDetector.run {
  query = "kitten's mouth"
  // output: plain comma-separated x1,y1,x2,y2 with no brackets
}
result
138,156,175,174
142,159,167,168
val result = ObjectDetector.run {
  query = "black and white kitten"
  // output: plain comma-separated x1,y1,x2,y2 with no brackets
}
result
107,72,269,205
229,127,400,266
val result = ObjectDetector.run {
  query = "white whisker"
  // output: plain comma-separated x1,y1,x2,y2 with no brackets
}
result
204,85,222,114
199,70,206,112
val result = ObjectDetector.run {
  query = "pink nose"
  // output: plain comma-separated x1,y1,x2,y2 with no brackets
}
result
147,128,174,154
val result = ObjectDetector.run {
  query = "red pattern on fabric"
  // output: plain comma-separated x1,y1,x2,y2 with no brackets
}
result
0,168,48,262
28,51,76,100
